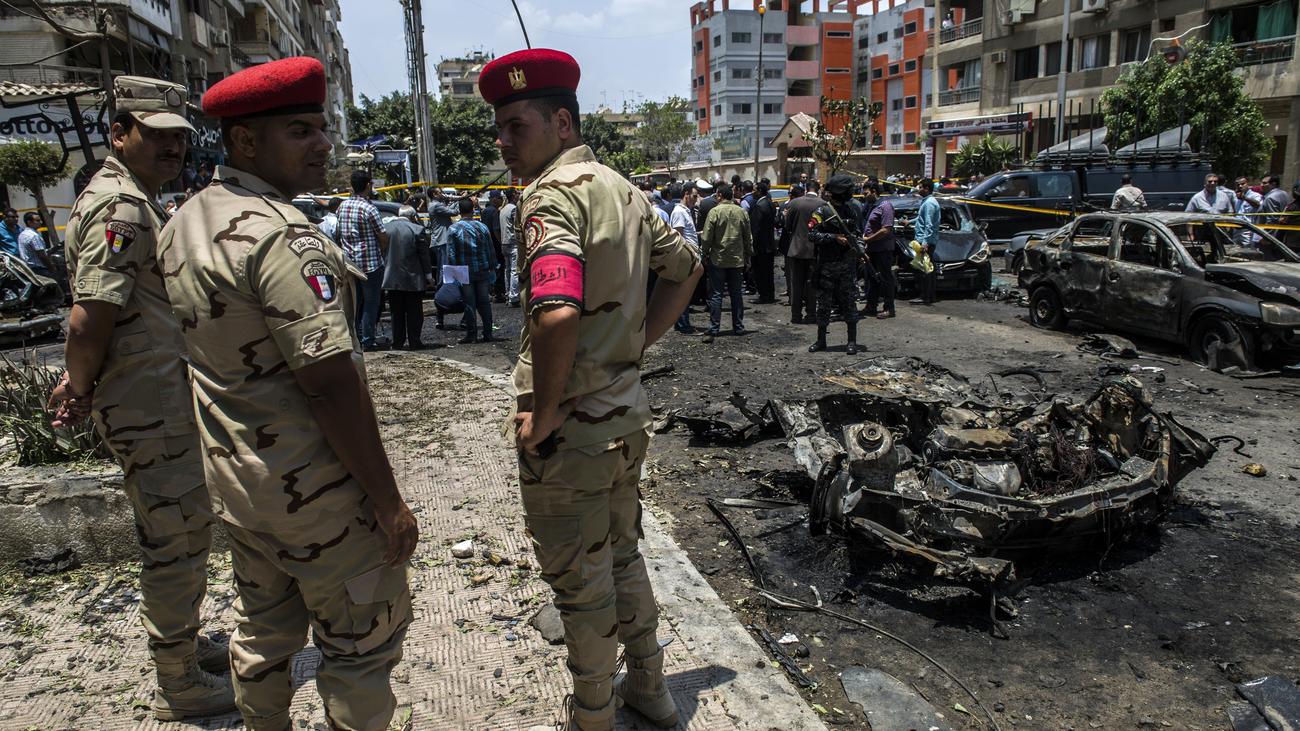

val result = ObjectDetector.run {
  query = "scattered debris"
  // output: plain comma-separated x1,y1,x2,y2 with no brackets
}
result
451,540,475,559
668,392,775,443
776,633,800,645
840,666,953,731
1232,676,1300,730
15,547,80,577
1243,464,1268,477
1079,333,1141,359
752,625,817,689
529,603,565,645
769,368,1215,589
0,253,63,344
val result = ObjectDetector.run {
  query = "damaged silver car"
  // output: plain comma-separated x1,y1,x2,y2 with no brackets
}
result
770,359,1214,589
1020,212,1300,371
0,252,63,344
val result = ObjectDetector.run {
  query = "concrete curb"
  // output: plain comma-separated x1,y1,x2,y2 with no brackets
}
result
432,355,828,731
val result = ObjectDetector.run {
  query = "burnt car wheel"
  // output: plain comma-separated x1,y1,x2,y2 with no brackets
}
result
1008,250,1024,275
1029,287,1067,330
1188,314,1256,371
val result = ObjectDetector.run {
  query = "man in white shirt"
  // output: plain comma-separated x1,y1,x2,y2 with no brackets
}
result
670,181,701,334
17,212,54,276
1185,173,1234,215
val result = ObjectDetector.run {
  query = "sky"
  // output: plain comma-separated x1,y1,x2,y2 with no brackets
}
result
338,0,697,113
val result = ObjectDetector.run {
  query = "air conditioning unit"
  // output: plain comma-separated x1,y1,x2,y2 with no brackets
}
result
990,49,1008,63
189,57,208,78
1082,0,1107,13
211,29,230,47
1004,10,1026,25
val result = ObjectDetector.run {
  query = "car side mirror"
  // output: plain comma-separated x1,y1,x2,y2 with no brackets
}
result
977,221,989,232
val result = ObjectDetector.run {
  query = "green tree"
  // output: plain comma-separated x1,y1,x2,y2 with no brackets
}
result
633,97,696,174
346,92,498,183
952,134,1019,178
0,140,71,246
806,97,881,177
1102,40,1272,180
582,113,646,177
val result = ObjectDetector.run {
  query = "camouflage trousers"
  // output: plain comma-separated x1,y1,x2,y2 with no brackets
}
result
111,433,215,670
815,258,860,328
223,511,411,731
518,428,661,710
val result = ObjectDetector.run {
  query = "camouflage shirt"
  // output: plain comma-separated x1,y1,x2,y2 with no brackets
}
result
511,145,699,451
158,165,366,531
63,155,197,458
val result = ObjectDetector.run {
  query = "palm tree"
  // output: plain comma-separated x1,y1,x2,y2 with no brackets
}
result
952,134,1018,178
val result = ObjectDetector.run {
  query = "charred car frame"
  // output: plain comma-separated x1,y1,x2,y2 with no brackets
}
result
1020,212,1300,370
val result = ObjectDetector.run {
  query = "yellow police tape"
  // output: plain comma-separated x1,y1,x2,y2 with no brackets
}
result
947,196,1300,233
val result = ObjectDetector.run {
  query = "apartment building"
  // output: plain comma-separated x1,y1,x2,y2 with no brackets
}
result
853,0,935,153
929,0,1300,181
436,51,493,102
0,0,354,210
690,0,863,164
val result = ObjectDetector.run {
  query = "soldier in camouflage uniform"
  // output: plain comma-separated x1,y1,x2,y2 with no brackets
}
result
479,50,704,731
48,76,235,720
157,57,418,731
807,174,865,356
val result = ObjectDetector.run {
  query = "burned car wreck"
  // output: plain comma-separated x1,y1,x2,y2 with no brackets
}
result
763,359,1215,590
1020,211,1300,371
0,252,63,344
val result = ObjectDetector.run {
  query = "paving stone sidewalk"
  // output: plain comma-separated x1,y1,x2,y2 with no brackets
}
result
0,353,823,731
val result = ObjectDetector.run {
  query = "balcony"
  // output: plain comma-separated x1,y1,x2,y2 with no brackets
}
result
786,60,819,80
940,17,982,44
1234,35,1296,66
938,87,980,106
787,25,819,46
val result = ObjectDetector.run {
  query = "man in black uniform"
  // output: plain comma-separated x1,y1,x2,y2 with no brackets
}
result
808,174,863,355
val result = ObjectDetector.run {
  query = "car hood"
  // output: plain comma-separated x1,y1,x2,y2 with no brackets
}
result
1204,262,1300,303
931,231,986,263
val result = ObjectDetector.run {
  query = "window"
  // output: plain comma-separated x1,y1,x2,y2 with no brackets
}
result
1159,17,1175,33
905,132,917,144
876,31,888,43
714,104,722,117
888,62,900,75
695,40,704,53
732,102,752,114
1079,33,1111,69
1122,26,1151,63
1013,47,1040,80
698,107,707,119
905,95,917,108
764,32,783,43
1066,216,1114,256
731,32,752,43
891,98,903,111
890,133,902,145
763,102,782,114
764,67,782,79
1044,41,1066,75
905,21,917,34
452,83,473,95
872,67,883,79
732,67,752,79
892,26,904,39
713,35,722,47
827,30,852,39
858,36,871,49
989,174,1038,199
1118,222,1173,269
904,59,917,72
826,67,851,74
714,70,722,81
698,75,706,87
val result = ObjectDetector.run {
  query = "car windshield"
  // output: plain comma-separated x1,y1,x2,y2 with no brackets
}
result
1167,220,1300,266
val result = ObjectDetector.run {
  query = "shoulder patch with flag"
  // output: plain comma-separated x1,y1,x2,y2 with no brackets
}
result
300,260,337,302
105,220,138,253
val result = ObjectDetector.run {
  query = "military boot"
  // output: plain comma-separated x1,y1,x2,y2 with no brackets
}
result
152,654,237,721
614,648,679,728
846,321,859,356
808,325,828,352
196,633,230,673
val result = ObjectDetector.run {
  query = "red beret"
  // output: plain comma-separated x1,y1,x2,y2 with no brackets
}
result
203,56,326,119
479,48,580,108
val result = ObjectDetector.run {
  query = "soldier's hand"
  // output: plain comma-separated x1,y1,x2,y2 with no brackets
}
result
376,500,419,566
515,397,579,456
48,373,92,429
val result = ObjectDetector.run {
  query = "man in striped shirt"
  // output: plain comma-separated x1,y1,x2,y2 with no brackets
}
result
338,170,390,350
446,197,498,343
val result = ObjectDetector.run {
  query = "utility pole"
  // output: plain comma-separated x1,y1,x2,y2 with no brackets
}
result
929,0,941,178
753,2,766,181
1054,0,1072,145
401,0,436,183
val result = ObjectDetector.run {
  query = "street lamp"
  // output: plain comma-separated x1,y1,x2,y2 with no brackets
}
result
754,2,766,182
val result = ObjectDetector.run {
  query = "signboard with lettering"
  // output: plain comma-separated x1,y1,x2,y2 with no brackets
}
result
926,112,1032,139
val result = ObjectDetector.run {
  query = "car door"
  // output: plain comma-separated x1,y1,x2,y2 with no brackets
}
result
1103,220,1183,337
1057,215,1114,318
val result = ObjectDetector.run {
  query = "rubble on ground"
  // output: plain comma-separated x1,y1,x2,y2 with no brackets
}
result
0,254,62,344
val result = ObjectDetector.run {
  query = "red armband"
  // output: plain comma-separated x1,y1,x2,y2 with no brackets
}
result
529,251,584,309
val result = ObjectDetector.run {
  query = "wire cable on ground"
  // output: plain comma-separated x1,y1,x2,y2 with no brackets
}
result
752,587,1004,731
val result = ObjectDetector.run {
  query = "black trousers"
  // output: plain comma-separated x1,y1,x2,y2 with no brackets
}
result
787,256,817,322
919,265,938,304
387,290,424,348
865,251,896,314
753,252,776,302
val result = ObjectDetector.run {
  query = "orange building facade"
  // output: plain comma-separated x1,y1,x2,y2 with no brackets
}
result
853,0,938,152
